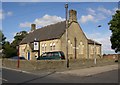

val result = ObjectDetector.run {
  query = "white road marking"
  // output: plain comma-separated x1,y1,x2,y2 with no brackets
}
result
0,78,8,81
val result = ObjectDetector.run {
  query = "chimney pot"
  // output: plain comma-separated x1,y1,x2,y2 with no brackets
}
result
31,24,36,31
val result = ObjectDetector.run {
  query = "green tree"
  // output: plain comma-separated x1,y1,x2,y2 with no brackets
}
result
11,31,28,48
2,41,17,58
2,31,28,58
108,10,120,53
0,30,6,49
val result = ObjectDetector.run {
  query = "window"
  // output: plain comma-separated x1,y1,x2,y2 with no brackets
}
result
91,46,94,54
42,44,44,51
96,47,100,54
41,43,47,52
68,39,70,44
21,48,24,57
68,40,72,54
44,43,47,51
80,42,82,45
81,44,84,54
79,44,80,54
79,42,84,54
50,43,52,51
53,43,55,50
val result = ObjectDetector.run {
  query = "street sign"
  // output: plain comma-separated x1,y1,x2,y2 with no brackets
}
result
34,41,39,51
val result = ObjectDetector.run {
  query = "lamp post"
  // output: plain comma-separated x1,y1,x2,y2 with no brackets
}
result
94,25,101,65
94,40,96,64
65,3,69,68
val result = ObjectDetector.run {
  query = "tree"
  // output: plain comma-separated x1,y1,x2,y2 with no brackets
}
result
2,41,17,58
11,31,28,48
0,30,6,49
108,10,120,53
2,30,28,58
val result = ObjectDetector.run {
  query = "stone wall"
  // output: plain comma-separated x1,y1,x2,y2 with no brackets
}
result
2,58,115,72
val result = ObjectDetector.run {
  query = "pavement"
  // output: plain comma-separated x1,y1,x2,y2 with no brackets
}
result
2,63,118,77
2,64,118,83
56,64,118,76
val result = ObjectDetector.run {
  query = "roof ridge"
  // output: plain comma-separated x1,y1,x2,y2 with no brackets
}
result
44,21,65,27
35,21,65,31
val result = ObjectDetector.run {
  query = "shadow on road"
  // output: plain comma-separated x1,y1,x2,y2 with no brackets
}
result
17,71,56,85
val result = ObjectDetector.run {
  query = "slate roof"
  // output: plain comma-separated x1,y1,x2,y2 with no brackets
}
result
20,21,101,46
20,21,66,44
88,39,101,45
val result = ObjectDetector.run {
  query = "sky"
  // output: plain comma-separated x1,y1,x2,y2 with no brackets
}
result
1,2,119,54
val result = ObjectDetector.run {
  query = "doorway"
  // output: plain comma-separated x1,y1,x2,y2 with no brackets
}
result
28,51,30,60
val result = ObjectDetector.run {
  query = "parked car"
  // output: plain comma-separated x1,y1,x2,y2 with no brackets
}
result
37,51,65,60
10,56,26,60
115,59,118,62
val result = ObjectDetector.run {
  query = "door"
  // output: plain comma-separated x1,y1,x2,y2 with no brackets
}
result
28,51,30,60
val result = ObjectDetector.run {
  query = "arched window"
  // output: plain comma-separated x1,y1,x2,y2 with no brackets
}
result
82,44,84,54
42,43,44,51
68,39,70,44
50,43,52,51
79,44,80,54
96,47,100,54
70,43,73,54
79,42,83,54
53,43,55,50
44,43,47,51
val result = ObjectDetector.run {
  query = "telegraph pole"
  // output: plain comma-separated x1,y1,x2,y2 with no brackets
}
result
65,3,69,68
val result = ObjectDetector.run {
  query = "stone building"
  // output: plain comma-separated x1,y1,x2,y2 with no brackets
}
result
19,9,102,60
88,39,102,59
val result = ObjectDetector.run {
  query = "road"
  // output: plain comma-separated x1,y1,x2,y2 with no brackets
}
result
2,68,118,84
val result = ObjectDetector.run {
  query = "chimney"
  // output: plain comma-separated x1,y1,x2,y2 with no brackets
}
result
31,24,36,31
69,9,77,23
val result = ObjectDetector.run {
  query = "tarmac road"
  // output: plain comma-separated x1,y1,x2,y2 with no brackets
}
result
2,64,119,84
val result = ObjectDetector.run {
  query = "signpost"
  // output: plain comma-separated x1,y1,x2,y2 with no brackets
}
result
17,45,20,68
34,41,39,51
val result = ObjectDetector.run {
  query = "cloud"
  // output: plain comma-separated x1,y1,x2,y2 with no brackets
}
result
79,7,117,24
97,7,113,15
19,2,37,6
95,13,106,21
96,37,115,54
0,10,13,20
0,10,4,20
19,22,31,28
87,8,96,16
7,11,13,16
87,32,115,54
34,14,65,27
79,15,94,23
19,14,65,28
